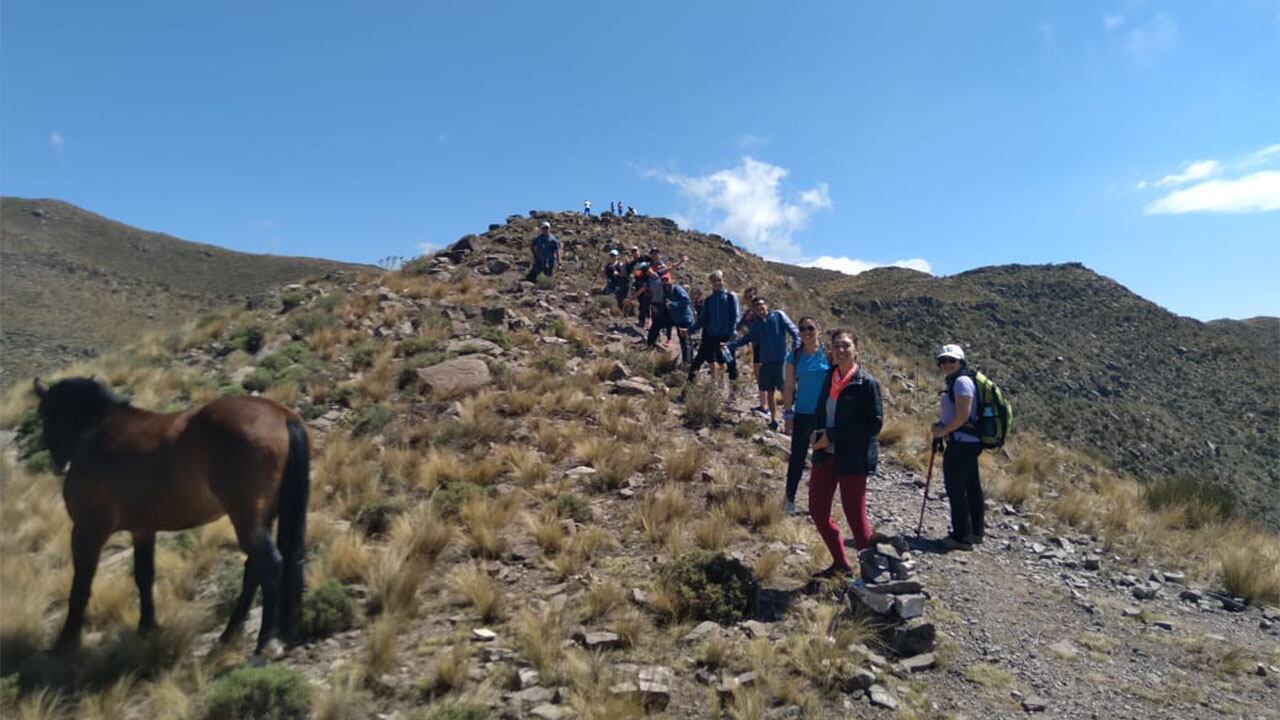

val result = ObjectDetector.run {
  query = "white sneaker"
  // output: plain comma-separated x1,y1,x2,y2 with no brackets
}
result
783,499,797,515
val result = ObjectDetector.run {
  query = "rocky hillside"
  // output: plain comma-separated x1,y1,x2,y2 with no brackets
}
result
2,209,1276,719
0,197,368,382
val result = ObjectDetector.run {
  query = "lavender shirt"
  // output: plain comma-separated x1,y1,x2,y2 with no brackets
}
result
940,374,980,443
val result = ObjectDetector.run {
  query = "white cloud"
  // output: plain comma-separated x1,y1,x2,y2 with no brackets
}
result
1103,13,1125,30
1155,159,1221,187
804,256,933,276
1145,171,1280,214
1135,180,1148,189
417,241,441,255
49,132,65,154
654,156,831,261
1123,12,1177,59
1241,143,1280,169
737,133,767,149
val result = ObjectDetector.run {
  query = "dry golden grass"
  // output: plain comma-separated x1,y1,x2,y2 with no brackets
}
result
499,388,541,416
572,436,612,468
611,607,652,651
460,493,519,558
313,433,381,517
421,643,473,698
693,509,736,551
563,649,646,720
665,442,709,483
513,607,568,681
543,387,596,418
12,690,68,720
177,312,234,351
579,580,626,623
635,484,695,546
323,531,373,585
446,391,510,444
87,567,136,629
525,509,568,556
263,378,300,406
387,504,454,564
367,547,429,617
312,668,369,720
1217,522,1280,604
357,345,398,402
723,491,783,531
754,550,785,584
550,526,617,579
365,614,401,675
447,563,504,622
877,418,913,448
496,444,549,485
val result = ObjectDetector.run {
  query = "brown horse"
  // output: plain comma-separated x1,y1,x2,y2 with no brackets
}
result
32,377,310,658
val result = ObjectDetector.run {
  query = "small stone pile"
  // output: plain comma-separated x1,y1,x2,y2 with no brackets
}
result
846,536,937,665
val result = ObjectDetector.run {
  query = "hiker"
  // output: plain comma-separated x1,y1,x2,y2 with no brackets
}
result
809,329,883,577
690,287,704,327
584,199,591,216
932,344,984,551
728,296,800,431
601,249,626,298
780,317,831,515
687,270,740,386
524,221,560,282
740,287,765,411
648,273,692,364
644,249,672,341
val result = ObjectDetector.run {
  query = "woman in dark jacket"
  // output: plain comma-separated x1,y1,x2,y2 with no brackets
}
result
809,329,883,577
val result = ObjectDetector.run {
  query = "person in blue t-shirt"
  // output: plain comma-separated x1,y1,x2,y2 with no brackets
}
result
524,221,560,282
780,316,832,514
727,296,800,431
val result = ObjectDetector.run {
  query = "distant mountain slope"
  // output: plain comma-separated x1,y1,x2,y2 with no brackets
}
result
813,262,1279,524
0,197,367,381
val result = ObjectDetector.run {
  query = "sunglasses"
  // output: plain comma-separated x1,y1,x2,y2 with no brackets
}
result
937,358,959,366
799,325,817,332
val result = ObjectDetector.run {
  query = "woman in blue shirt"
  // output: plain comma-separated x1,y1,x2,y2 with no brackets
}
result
780,316,831,514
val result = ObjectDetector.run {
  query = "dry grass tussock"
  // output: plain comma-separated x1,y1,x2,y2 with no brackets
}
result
357,345,398,402
313,433,382,518
513,607,568,681
550,526,616,579
495,444,549,485
366,614,401,676
636,484,695,547
448,563,505,622
460,493,520,558
367,544,431,617
421,642,473,699
665,441,709,483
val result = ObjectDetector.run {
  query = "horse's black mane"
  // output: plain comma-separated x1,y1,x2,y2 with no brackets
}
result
40,378,128,472
47,377,128,414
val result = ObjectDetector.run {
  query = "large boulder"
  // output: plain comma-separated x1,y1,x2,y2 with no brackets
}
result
415,356,492,396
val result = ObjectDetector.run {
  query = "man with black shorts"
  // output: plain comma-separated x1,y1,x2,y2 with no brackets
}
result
728,296,799,431
687,270,741,388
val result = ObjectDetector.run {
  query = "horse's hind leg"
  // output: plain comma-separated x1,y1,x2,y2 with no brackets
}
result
245,528,284,656
132,532,157,634
217,555,262,644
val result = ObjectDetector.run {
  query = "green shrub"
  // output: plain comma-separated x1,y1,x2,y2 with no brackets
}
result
241,368,276,393
545,318,568,338
351,404,393,437
402,257,435,275
477,324,511,350
432,482,487,518
353,498,403,537
281,291,306,312
410,703,490,720
351,342,378,370
551,493,593,523
299,580,355,640
204,665,311,720
683,382,722,429
533,351,567,375
534,274,556,290
734,419,764,439
396,337,441,357
226,324,266,354
287,310,337,338
660,550,759,624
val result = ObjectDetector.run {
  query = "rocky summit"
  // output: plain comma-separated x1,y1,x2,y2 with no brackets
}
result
1,208,1277,719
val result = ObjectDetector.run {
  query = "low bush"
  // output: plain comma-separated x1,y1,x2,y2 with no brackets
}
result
299,580,356,640
350,341,378,370
396,337,440,357
534,274,556,290
204,665,311,720
1144,476,1236,527
353,498,404,538
683,382,721,429
281,290,306,312
241,368,275,393
477,324,511,350
551,493,593,523
432,482,488,518
351,404,393,437
226,324,266,355
533,350,567,375
288,310,337,338
659,550,759,624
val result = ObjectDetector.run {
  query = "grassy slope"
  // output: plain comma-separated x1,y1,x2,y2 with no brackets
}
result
0,197,368,382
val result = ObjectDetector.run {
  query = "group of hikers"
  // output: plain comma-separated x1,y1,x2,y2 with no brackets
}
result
582,199,637,217
524,219,991,579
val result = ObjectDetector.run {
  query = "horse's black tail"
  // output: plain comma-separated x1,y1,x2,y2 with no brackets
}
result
275,418,310,644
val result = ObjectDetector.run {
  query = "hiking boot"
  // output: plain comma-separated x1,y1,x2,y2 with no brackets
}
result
813,563,853,579
783,499,797,515
973,535,985,545
941,536,974,552
751,406,768,416
768,420,779,432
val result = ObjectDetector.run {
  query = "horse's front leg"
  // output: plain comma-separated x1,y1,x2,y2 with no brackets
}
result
132,532,157,634
54,523,109,654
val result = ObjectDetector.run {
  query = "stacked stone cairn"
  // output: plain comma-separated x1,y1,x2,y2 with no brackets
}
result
846,535,937,674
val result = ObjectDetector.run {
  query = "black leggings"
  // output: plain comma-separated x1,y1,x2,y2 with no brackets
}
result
943,441,984,543
785,413,817,503
688,334,739,381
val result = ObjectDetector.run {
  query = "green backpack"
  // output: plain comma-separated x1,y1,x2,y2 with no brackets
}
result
946,368,1013,450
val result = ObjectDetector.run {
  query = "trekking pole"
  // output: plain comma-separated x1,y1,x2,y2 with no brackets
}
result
915,439,944,537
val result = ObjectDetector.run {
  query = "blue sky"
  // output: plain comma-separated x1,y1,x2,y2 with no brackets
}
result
3,1,1277,320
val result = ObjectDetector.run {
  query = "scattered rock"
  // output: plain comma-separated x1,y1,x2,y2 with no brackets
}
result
893,594,926,620
610,379,654,396
1022,696,1048,712
867,684,899,709
471,628,497,642
898,653,936,673
415,356,492,396
682,621,720,643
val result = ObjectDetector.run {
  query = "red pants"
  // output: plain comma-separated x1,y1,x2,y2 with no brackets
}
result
808,454,873,567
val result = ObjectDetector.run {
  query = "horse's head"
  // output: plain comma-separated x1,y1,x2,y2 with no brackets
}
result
32,377,125,475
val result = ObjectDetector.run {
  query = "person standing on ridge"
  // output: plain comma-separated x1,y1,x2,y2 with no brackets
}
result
728,296,800,431
524,221,560,282
780,316,831,515
601,249,626,297
808,329,883,578
649,273,693,364
687,270,740,388
584,199,592,216
932,344,984,552
643,248,671,341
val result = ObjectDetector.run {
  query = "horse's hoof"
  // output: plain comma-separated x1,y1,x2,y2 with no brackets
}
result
254,638,286,662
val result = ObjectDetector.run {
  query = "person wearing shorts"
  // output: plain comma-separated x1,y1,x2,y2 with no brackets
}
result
727,296,799,431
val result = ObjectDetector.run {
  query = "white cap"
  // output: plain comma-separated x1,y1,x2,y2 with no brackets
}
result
936,344,965,361
540,221,551,229
609,249,619,256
